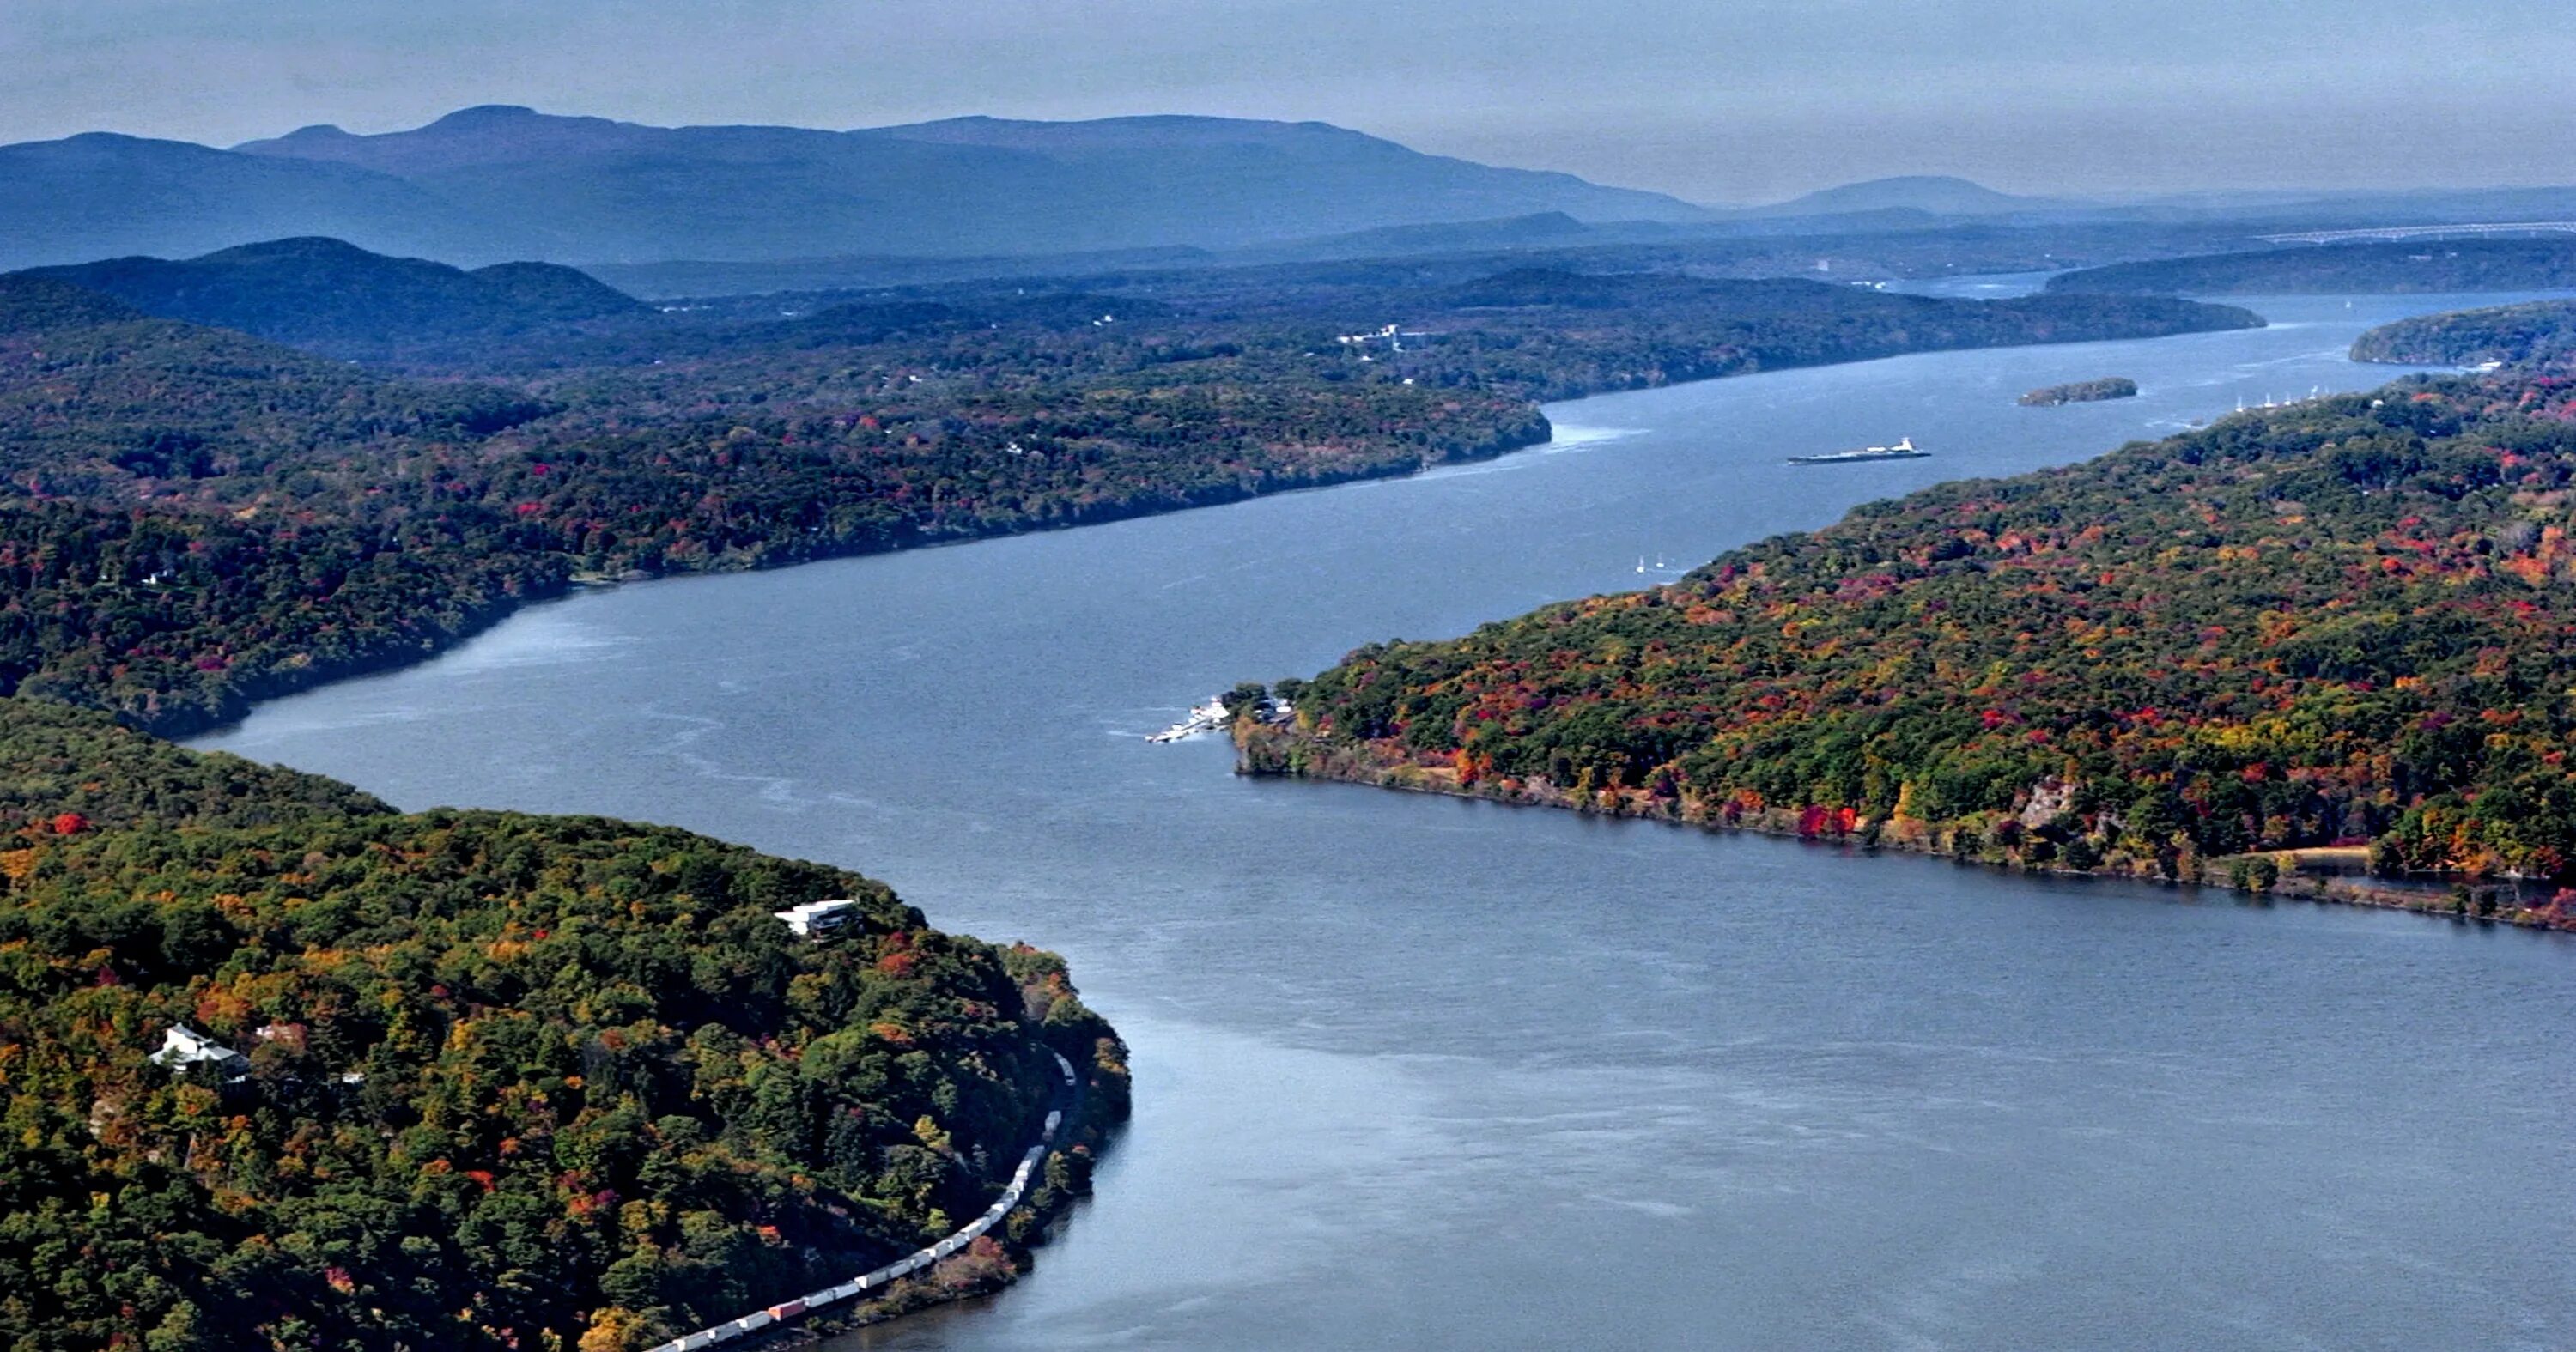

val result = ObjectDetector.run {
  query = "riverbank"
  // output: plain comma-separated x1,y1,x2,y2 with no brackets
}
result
143,412,1548,743
183,291,2576,1350
666,1044,1127,1351
1235,721,2576,932
138,294,2240,744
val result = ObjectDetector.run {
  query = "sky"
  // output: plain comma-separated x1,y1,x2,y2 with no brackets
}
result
2,0,2572,204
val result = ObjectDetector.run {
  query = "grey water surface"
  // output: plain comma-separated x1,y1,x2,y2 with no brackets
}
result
196,290,2576,1351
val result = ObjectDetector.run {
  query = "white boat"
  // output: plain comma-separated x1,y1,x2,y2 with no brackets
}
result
1787,436,1925,465
1148,697,1231,743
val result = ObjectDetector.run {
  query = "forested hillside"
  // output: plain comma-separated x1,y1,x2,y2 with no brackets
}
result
0,698,386,832
0,270,1542,733
1244,372,2576,902
0,242,2255,737
0,700,1127,1351
2353,300,2576,370
24,237,646,355
2047,237,2576,294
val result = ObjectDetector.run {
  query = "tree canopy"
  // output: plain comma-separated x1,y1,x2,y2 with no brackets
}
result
0,702,1126,1351
1255,370,2576,896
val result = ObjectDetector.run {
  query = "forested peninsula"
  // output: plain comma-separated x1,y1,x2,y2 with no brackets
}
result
0,241,2256,739
1237,369,2576,922
2353,299,2576,370
0,698,1129,1351
2046,237,2576,295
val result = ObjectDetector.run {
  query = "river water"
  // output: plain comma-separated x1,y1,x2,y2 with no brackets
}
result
197,291,2576,1350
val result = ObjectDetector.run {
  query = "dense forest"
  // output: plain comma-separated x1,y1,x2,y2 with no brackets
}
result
0,698,1128,1351
2353,300,2576,370
1241,369,2576,910
0,243,2256,736
2046,236,2576,295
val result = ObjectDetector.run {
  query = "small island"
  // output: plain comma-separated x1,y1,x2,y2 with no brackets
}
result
2020,376,2137,406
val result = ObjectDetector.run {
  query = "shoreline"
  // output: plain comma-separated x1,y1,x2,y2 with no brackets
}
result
160,299,2264,747
665,1046,1123,1351
166,415,1549,744
1235,723,2576,935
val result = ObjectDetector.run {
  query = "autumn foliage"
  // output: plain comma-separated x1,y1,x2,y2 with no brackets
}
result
1278,373,2576,885
0,702,1127,1352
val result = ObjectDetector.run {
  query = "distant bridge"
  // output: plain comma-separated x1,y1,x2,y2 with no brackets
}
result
2257,221,2576,246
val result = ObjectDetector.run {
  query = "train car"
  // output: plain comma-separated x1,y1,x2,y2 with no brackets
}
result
679,1335,719,1352
705,1325,741,1345
734,1311,774,1333
769,1298,808,1319
1044,1110,1062,1137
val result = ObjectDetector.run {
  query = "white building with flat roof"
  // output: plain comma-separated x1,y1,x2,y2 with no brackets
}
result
774,899,864,940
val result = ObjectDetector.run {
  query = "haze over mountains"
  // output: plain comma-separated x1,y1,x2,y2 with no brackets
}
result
0,106,1712,270
11,103,2576,281
1747,175,2077,219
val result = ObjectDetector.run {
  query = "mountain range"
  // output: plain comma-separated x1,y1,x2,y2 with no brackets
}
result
0,106,1712,270
14,106,2573,281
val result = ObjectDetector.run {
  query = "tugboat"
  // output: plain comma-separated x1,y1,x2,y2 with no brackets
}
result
1787,436,1926,465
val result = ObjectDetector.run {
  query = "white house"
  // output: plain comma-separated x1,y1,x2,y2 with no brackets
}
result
773,899,864,940
149,1025,249,1079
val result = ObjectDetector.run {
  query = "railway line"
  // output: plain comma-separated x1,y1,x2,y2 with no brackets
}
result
644,1050,1081,1352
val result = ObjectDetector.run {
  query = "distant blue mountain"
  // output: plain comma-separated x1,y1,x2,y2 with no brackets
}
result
0,106,1710,270
21,236,644,351
0,132,527,270
1747,175,2078,219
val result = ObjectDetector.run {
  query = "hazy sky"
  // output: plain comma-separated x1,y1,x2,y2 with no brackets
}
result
2,0,2571,203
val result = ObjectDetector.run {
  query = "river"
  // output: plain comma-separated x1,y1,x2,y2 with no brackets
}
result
195,290,2576,1350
